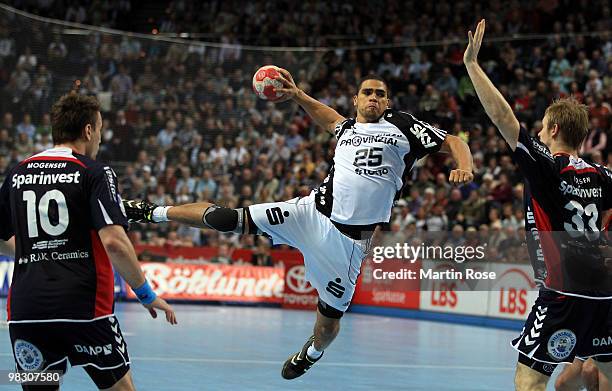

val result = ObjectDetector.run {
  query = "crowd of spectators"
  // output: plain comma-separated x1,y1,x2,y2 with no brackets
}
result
0,0,610,265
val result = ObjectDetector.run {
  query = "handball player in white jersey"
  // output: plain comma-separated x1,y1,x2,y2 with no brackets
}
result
124,70,473,379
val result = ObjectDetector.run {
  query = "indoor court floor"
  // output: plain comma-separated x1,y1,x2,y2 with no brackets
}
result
0,300,564,390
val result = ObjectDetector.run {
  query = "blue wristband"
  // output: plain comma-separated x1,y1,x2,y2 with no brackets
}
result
133,280,157,305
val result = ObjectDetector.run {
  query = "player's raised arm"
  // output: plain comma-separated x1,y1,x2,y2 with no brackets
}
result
274,68,346,134
463,19,520,151
440,135,474,184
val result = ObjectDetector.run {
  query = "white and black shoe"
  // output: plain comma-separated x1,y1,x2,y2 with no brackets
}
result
122,199,158,223
281,335,322,380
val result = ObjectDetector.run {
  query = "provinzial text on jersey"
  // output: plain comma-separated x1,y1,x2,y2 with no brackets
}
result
338,135,399,147
559,180,602,198
12,171,81,189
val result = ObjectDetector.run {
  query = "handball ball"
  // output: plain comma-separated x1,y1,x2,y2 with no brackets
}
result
252,65,286,101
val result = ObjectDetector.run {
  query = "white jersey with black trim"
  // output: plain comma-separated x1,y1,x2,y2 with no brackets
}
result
314,108,447,226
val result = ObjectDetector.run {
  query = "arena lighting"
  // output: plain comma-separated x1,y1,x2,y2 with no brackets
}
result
60,28,89,35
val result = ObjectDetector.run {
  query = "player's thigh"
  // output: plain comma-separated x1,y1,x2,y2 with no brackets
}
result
247,197,312,248
555,359,584,391
515,362,549,391
306,232,366,313
66,316,131,390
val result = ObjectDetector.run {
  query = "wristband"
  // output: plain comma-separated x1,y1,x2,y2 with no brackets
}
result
133,279,157,305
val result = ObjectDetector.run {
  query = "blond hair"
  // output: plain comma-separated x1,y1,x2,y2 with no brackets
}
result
544,97,589,149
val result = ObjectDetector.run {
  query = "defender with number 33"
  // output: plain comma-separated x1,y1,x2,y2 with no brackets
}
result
464,19,612,391
123,71,473,381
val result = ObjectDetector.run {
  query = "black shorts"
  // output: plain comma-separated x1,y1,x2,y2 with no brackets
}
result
9,315,130,389
512,290,612,372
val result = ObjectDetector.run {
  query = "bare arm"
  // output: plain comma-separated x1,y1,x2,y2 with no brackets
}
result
464,20,520,151
0,236,15,258
275,68,345,134
439,135,474,184
99,225,177,324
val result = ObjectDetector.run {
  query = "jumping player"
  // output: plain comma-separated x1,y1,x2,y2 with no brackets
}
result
0,94,177,391
123,70,473,380
464,20,612,391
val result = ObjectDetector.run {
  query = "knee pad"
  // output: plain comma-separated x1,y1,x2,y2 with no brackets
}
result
202,206,261,235
202,206,242,233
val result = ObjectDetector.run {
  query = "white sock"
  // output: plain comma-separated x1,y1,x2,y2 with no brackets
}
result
306,343,323,359
152,206,172,223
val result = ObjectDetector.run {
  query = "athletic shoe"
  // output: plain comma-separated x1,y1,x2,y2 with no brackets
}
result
281,335,322,380
122,199,158,223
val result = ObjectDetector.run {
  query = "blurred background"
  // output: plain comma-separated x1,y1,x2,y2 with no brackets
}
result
0,0,609,260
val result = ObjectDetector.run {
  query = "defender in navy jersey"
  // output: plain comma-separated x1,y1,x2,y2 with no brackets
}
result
0,94,176,391
123,71,474,380
464,19,612,391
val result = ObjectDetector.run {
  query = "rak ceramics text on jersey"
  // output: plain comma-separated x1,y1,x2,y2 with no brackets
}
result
314,108,447,236
514,127,612,297
0,147,128,322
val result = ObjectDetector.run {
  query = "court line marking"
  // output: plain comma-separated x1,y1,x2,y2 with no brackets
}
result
0,353,513,370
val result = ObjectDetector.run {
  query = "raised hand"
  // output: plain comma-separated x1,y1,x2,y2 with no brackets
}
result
273,68,301,102
464,19,485,65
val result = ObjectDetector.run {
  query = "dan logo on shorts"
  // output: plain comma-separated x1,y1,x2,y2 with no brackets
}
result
266,207,289,225
547,329,577,361
14,339,44,371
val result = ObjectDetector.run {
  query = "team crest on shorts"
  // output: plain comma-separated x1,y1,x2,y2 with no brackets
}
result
547,329,576,361
14,339,44,370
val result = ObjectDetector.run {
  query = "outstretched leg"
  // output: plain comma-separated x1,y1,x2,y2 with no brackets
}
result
123,200,260,234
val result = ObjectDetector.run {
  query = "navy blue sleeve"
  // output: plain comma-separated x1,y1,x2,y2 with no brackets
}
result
512,126,556,186
0,173,14,240
388,110,447,159
88,164,128,231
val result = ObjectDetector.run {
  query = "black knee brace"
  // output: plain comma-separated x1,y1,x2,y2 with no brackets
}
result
202,206,261,234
